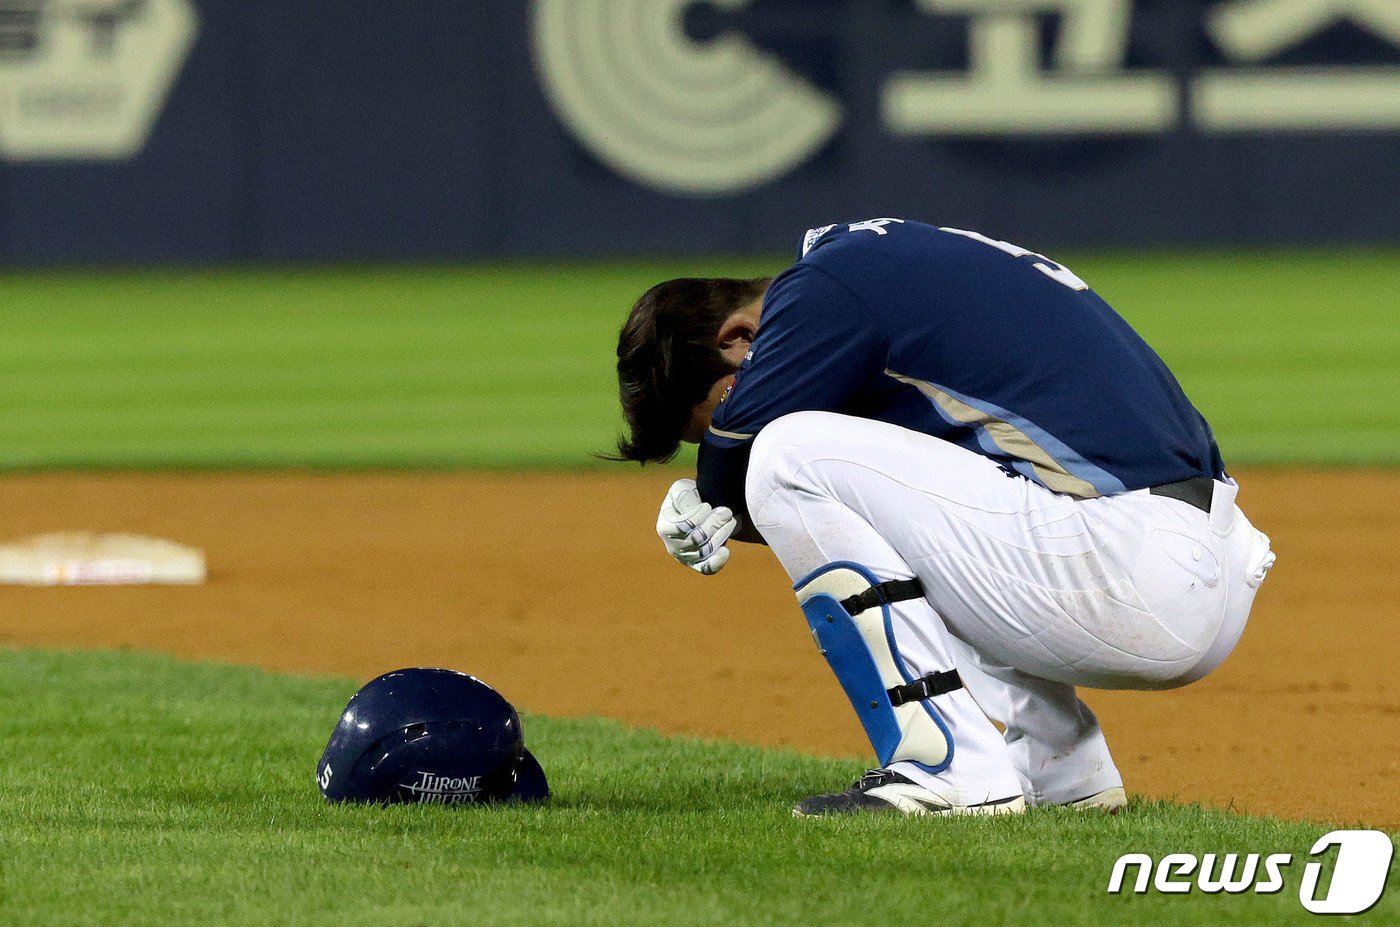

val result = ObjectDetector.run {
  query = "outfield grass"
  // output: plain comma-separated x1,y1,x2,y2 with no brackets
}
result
0,250,1396,469
0,648,1391,927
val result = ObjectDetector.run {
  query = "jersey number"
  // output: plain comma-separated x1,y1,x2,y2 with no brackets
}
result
939,227,1089,291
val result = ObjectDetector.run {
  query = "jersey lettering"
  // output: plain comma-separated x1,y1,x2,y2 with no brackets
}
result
849,218,906,236
939,226,1089,291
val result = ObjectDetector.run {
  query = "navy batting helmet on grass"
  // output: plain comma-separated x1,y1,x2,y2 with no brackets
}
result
317,668,549,806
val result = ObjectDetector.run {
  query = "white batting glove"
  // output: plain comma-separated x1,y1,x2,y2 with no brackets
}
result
656,479,737,575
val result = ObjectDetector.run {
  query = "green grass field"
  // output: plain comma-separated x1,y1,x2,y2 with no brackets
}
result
2,649,1388,927
2,254,1396,925
0,250,1397,469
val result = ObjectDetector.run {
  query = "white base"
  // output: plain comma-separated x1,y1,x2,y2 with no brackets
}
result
0,532,206,585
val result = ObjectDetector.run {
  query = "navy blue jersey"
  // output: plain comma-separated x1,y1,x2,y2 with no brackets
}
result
698,219,1224,519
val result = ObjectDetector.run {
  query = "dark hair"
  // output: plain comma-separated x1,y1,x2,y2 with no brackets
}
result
612,277,770,463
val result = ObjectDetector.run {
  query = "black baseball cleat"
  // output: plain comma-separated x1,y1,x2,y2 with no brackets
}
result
793,768,1027,818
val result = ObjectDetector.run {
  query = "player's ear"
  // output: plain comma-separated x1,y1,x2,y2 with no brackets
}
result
716,313,756,354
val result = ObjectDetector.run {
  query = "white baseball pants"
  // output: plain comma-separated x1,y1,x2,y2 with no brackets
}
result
745,412,1275,807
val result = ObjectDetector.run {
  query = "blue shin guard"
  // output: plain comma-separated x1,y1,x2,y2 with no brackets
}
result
794,561,957,773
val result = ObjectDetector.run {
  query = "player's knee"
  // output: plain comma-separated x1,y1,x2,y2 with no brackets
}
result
747,411,839,494
754,410,846,460
745,412,853,527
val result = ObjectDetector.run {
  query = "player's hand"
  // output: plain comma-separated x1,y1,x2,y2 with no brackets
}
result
656,479,738,575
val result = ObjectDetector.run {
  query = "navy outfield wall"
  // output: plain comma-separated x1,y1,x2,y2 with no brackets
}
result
0,0,1397,264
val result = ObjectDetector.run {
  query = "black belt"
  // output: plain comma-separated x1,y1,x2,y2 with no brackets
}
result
1148,476,1215,514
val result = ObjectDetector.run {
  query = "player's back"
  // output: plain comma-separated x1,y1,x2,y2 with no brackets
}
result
797,219,1222,496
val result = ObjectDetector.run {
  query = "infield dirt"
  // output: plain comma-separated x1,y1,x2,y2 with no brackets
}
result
1,469,1395,827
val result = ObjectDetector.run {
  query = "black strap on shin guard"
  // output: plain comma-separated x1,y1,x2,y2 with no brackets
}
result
835,577,964,707
838,578,924,616
888,670,965,707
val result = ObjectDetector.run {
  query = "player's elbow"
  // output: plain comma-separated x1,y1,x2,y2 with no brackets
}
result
731,519,767,546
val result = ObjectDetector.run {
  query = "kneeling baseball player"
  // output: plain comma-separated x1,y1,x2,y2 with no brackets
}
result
612,219,1275,817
